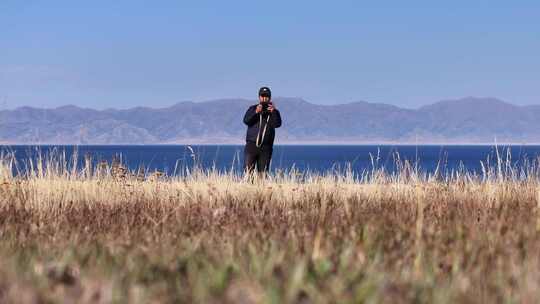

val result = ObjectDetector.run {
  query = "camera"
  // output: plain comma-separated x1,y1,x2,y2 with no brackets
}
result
261,102,272,114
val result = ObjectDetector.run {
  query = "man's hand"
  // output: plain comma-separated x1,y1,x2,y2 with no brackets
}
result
268,104,276,113
256,105,263,113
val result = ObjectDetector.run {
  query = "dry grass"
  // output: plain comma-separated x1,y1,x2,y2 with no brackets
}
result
1,152,540,303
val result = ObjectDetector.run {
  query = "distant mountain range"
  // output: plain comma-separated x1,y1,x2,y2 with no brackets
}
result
1,97,539,144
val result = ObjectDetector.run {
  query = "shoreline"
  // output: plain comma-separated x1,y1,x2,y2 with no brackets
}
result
1,142,540,146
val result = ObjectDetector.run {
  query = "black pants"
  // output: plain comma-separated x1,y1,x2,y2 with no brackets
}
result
244,142,273,173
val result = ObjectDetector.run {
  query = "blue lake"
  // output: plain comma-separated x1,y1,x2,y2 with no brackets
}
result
1,145,540,176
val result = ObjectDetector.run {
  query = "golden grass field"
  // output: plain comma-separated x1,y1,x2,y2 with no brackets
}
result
1,152,540,303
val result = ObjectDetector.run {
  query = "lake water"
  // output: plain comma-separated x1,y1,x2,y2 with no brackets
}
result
1,145,540,176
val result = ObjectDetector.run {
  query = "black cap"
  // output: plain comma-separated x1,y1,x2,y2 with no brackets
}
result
258,87,271,98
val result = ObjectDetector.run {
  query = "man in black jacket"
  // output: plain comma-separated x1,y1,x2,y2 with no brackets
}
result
243,87,282,174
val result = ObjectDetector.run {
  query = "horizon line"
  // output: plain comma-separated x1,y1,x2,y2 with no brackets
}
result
0,96,534,111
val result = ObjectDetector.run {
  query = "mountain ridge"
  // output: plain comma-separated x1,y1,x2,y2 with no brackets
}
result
1,97,539,144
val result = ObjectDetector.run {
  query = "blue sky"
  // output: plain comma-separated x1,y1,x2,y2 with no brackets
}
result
1,1,539,109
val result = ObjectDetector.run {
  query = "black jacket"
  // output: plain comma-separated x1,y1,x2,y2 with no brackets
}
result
243,104,282,146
